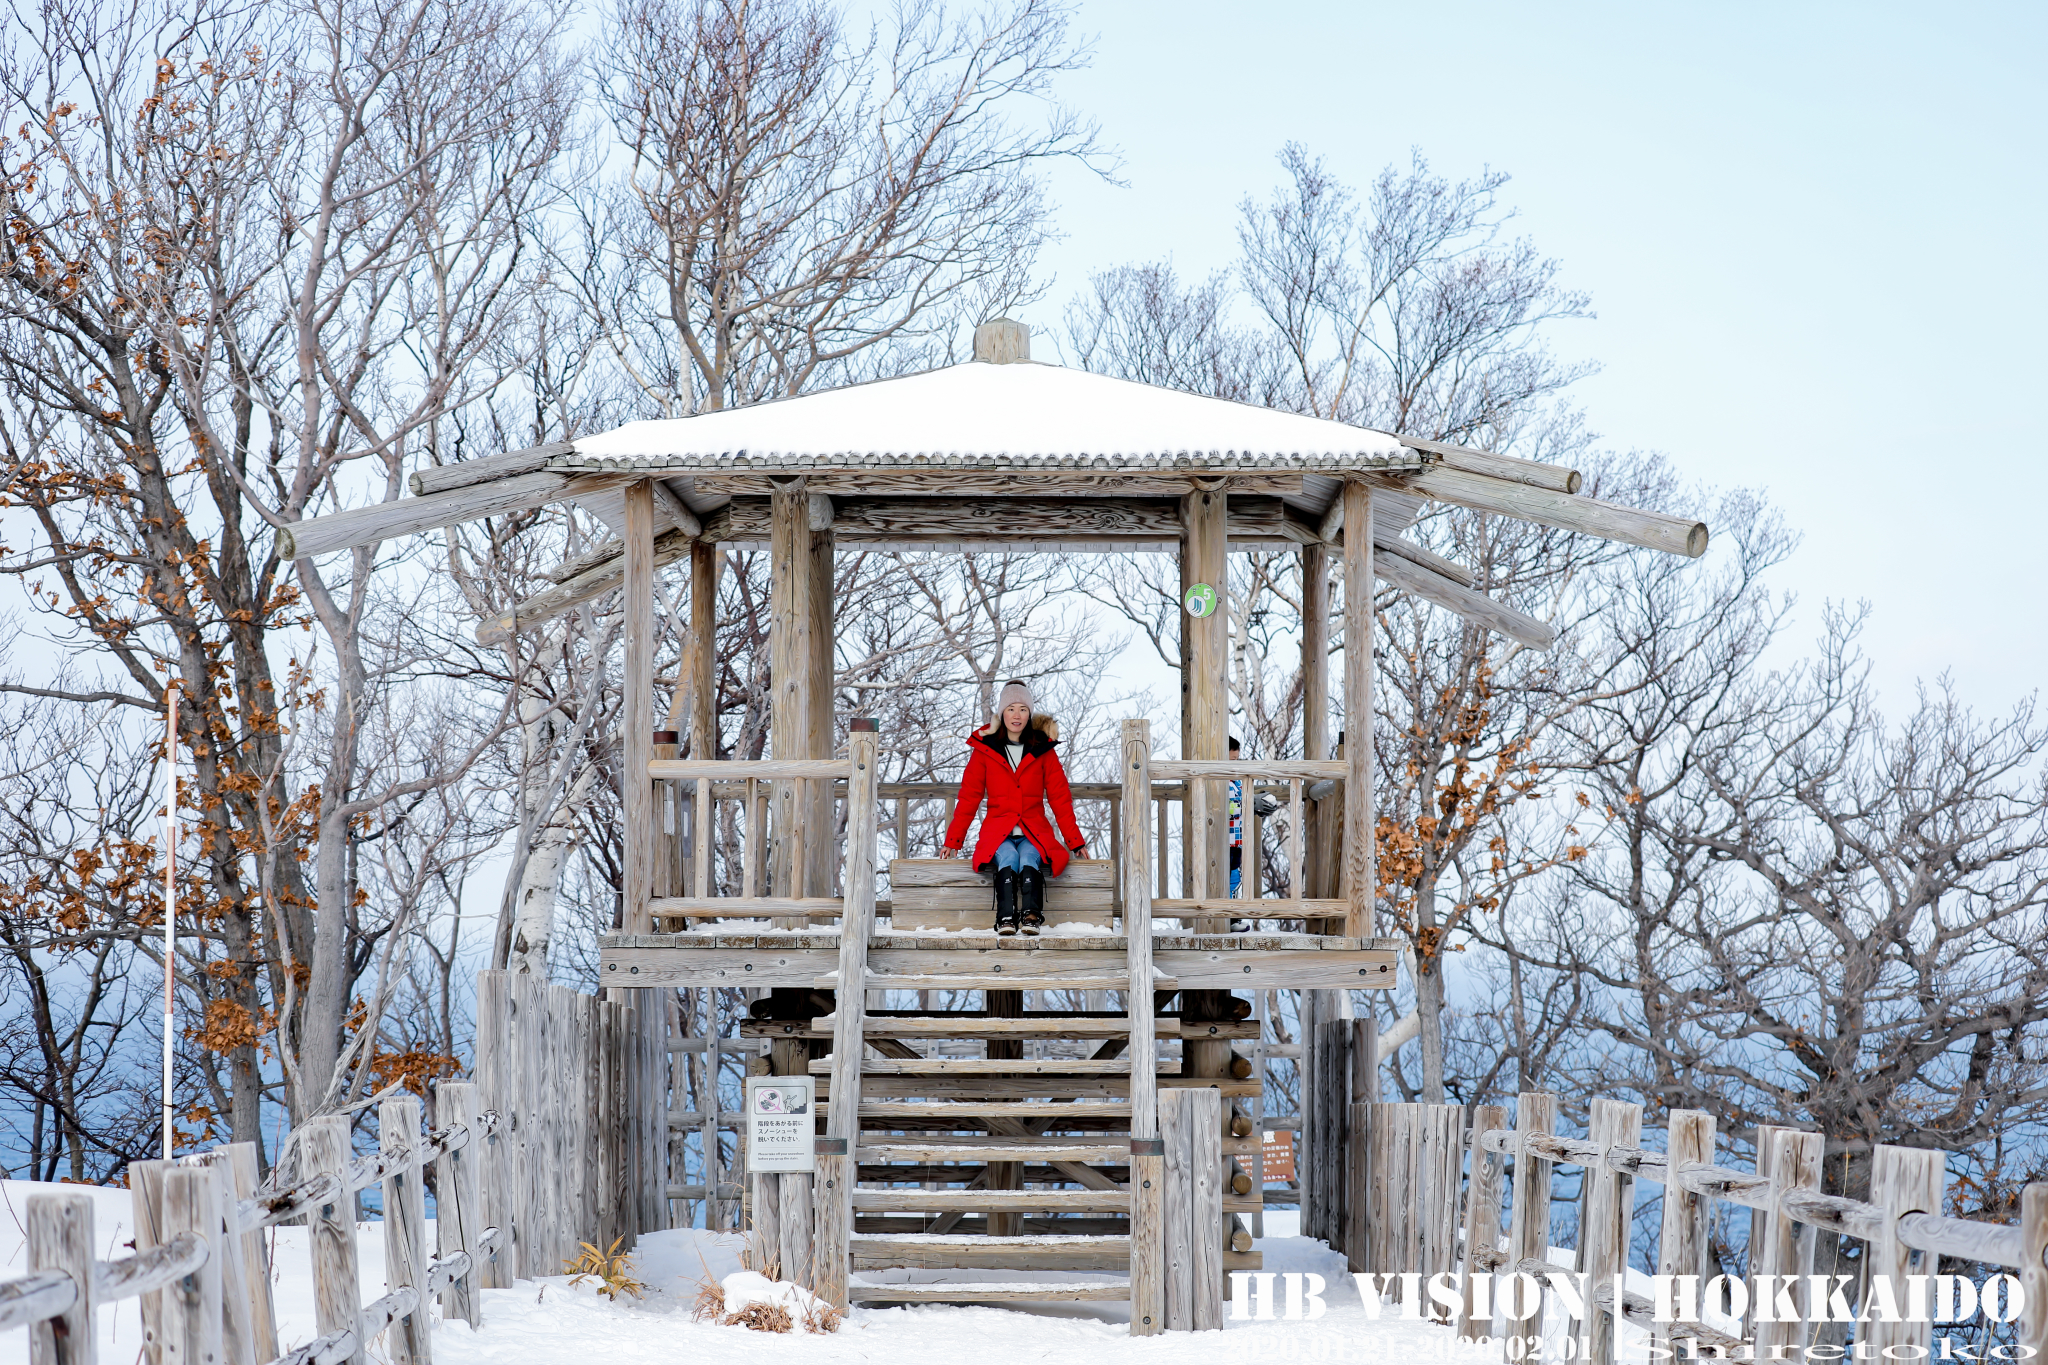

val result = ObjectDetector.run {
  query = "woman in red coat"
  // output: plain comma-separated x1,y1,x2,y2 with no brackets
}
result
941,679,1088,936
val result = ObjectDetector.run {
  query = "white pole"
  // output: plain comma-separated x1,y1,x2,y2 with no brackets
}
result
163,680,176,1160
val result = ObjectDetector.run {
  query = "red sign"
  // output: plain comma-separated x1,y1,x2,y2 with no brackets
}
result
1259,1128,1296,1183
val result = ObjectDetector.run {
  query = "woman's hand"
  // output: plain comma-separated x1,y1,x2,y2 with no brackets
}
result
939,845,962,859
1071,843,1087,859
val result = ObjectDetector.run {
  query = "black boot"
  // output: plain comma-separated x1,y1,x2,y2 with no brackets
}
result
993,867,1020,936
1019,865,1045,936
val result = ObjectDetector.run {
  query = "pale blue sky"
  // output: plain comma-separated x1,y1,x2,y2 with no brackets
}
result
1033,0,2046,718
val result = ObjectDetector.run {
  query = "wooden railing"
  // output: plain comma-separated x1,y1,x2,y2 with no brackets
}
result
646,756,853,923
1148,758,1347,928
1322,1091,2048,1362
1,1092,500,1365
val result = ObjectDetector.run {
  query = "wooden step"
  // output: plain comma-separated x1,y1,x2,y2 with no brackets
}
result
810,1058,1131,1076
853,1234,1128,1272
838,973,1164,991
829,1099,1132,1120
850,1281,1130,1303
821,1076,1260,1100
891,858,1116,889
851,1188,1129,1213
859,1140,1129,1162
762,1015,1263,1040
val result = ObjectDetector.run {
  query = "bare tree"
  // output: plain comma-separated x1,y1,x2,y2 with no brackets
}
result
582,0,1106,414
0,0,573,1139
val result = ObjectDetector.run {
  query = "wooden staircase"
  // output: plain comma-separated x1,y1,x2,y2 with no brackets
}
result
817,961,1143,1306
800,719,1240,1330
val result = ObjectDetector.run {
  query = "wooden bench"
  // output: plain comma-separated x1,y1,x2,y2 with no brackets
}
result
888,858,1115,932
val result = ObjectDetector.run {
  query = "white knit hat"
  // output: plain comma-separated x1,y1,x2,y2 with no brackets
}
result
996,679,1034,715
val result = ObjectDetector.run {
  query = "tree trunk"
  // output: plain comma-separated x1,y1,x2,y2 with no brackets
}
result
1416,875,1446,1104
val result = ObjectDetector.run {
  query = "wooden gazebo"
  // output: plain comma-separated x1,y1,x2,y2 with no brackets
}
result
285,319,1707,1331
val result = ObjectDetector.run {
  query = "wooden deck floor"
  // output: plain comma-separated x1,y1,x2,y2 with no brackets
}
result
596,931,1399,989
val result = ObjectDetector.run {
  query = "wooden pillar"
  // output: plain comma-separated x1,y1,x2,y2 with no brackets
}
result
816,722,877,1310
1180,486,1228,932
689,544,721,901
806,526,836,898
1123,720,1165,1335
623,480,656,933
1340,480,1375,939
1301,543,1330,909
769,482,812,924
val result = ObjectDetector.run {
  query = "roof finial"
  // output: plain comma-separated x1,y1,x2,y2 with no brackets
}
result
973,318,1030,364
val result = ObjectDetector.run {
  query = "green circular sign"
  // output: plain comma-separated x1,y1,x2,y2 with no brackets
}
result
1183,583,1218,618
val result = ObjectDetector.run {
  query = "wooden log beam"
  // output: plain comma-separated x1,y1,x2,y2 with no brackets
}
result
1372,547,1556,650
1393,436,1581,494
409,442,574,497
1370,466,1708,558
279,471,625,560
703,494,1312,549
1373,535,1474,587
475,528,694,646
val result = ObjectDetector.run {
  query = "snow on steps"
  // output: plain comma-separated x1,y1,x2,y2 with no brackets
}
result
853,1232,1128,1271
850,1280,1132,1303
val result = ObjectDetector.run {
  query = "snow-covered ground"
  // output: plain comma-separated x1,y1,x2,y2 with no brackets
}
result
0,1182,1510,1365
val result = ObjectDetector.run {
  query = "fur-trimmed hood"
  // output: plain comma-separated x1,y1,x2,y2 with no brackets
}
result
973,712,1060,757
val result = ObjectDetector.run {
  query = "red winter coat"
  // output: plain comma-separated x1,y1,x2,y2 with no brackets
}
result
942,716,1087,877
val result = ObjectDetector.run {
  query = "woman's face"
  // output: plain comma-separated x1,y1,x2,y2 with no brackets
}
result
1003,701,1031,735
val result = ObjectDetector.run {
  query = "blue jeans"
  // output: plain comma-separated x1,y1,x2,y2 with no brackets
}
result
991,834,1043,873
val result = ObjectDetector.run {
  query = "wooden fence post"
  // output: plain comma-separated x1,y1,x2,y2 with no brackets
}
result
473,969,512,1288
26,1192,94,1365
128,1159,168,1365
1868,1144,1946,1360
302,1115,367,1365
511,969,542,1281
1576,1097,1640,1365
1368,1113,1400,1293
1430,1105,1465,1287
1161,1087,1194,1330
1752,1128,1823,1360
436,1081,484,1327
1190,1086,1223,1330
812,1148,849,1309
189,1152,255,1365
1504,1091,1557,1364
1345,1101,1370,1273
223,1143,279,1360
2019,1184,2047,1363
382,1096,433,1365
1456,1103,1510,1341
1653,1110,1716,1353
160,1166,224,1365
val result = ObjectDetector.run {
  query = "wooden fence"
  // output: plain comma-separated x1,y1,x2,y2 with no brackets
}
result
1320,1089,2048,1360
473,972,667,1282
0,1091,499,1365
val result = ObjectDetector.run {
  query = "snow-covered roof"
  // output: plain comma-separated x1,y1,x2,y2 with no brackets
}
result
554,361,1421,473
